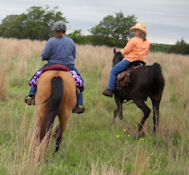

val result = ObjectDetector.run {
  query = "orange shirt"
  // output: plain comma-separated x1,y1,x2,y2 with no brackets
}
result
120,37,150,62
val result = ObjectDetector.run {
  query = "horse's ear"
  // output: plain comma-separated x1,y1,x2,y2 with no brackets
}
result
113,48,116,54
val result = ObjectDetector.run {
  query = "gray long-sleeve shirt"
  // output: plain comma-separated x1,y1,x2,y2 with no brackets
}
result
41,36,76,66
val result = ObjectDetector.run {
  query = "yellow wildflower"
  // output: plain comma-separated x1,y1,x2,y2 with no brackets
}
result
116,135,120,138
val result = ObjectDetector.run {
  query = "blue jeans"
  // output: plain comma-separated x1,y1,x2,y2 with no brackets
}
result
67,64,84,106
29,63,84,106
107,60,132,90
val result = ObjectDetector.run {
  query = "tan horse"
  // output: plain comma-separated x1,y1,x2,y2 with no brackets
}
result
35,70,77,152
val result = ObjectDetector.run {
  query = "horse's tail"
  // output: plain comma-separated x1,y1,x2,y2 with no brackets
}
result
152,63,165,95
40,76,63,140
46,76,63,114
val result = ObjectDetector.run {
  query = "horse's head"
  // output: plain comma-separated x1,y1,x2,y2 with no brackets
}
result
113,48,124,67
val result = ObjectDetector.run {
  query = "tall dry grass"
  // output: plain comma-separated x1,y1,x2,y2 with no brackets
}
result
0,68,7,100
0,38,50,174
0,38,189,174
4,107,51,175
91,162,123,175
0,37,45,93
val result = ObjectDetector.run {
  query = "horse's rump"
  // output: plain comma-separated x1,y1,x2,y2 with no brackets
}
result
151,63,165,94
36,70,77,108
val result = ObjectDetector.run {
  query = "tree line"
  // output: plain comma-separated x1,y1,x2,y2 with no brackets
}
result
0,6,188,54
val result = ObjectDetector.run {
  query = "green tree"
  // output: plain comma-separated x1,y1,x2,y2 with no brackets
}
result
90,12,137,47
68,30,88,44
169,39,189,55
0,15,23,38
0,6,66,40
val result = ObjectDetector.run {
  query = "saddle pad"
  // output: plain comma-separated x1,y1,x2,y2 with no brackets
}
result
42,64,70,73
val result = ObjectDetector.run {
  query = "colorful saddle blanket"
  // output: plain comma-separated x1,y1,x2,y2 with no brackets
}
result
29,64,83,88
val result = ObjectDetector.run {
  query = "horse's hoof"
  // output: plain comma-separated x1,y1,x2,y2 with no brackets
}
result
55,147,59,152
138,131,145,138
52,132,57,138
119,120,125,128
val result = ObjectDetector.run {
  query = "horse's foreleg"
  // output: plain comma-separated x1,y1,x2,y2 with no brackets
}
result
113,109,119,120
118,102,126,128
112,96,123,124
134,100,151,137
118,102,123,120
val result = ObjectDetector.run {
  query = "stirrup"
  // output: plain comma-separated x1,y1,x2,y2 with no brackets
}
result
72,105,85,114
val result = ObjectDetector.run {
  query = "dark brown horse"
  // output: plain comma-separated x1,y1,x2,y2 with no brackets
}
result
35,70,77,152
112,48,165,137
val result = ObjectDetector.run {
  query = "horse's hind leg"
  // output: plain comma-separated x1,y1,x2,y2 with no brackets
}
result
153,101,160,133
54,113,70,152
37,105,56,142
134,99,151,138
54,123,63,152
151,97,161,133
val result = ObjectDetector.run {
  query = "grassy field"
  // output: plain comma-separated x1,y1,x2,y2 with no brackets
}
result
0,38,189,175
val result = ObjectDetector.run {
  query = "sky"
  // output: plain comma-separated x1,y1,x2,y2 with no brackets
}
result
0,0,189,44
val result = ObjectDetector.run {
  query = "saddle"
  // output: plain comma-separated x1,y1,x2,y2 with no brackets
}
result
117,61,145,87
42,64,70,73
